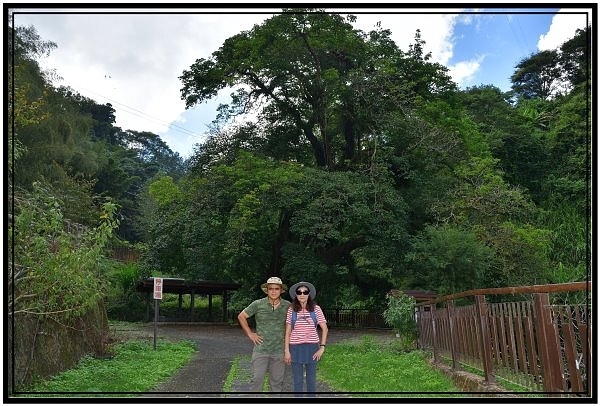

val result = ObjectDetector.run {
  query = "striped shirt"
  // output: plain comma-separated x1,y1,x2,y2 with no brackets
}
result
286,305,326,345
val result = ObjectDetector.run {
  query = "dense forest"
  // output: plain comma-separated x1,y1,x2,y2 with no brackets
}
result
9,10,591,320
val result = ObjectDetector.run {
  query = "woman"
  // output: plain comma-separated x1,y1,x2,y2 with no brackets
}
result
284,281,328,397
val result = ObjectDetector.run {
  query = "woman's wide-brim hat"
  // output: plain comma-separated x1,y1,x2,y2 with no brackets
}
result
261,276,288,293
289,281,317,300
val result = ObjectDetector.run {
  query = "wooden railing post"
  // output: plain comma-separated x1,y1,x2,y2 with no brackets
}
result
412,283,591,394
533,293,563,392
416,305,425,349
431,303,439,364
475,294,495,384
447,300,460,370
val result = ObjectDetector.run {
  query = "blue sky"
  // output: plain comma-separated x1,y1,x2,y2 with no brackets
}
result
11,7,591,159
449,11,557,91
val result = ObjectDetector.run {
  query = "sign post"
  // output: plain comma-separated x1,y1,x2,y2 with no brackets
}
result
153,277,163,350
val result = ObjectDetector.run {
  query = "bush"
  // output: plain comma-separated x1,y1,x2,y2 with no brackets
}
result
382,291,417,348
105,261,146,321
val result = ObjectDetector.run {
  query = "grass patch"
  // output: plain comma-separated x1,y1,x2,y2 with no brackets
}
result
318,335,463,397
21,339,196,397
222,355,270,394
223,355,242,392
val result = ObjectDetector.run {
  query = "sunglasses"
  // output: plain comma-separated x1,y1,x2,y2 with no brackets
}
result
296,290,310,295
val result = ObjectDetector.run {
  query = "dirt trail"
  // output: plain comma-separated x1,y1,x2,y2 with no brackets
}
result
120,322,393,398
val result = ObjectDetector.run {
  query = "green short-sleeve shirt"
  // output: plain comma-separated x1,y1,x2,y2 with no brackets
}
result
243,297,291,354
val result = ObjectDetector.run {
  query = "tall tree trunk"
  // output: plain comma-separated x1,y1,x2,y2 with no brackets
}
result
302,125,327,167
342,111,356,163
269,211,291,275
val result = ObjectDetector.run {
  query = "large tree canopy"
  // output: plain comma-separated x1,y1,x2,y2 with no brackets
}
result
180,9,455,171
10,14,590,311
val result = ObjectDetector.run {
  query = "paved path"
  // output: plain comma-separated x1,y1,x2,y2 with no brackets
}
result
136,323,391,398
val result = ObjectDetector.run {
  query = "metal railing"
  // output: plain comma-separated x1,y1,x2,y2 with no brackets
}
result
414,282,592,395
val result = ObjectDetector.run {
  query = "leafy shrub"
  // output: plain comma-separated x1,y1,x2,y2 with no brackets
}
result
9,182,119,320
382,291,417,348
105,262,146,321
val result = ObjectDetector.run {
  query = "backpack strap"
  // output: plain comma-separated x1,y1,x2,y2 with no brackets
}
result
310,310,317,326
291,310,318,330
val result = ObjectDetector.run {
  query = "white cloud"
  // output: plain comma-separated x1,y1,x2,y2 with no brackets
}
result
18,8,549,157
14,12,274,140
351,11,459,65
448,56,485,88
353,12,486,88
538,8,589,51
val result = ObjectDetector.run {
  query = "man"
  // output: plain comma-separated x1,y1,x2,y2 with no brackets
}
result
238,276,291,393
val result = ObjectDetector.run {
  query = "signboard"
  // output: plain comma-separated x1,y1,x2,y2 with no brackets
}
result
153,277,163,300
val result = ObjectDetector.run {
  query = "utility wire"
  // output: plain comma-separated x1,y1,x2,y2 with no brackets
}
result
77,85,199,137
505,14,530,57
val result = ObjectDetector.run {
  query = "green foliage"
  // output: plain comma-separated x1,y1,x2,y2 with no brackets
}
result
9,182,119,320
511,27,590,100
446,156,536,224
144,151,408,305
180,10,455,170
382,292,417,342
148,176,183,207
419,98,490,158
405,225,493,295
104,261,146,321
10,17,590,313
539,201,588,283
11,25,184,242
477,221,552,288
511,50,562,100
26,340,196,394
163,15,588,300
557,26,589,88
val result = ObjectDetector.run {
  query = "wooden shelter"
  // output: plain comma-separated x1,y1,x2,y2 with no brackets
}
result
388,288,437,302
136,277,241,322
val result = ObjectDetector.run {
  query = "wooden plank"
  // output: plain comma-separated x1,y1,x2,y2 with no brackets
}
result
523,315,541,390
506,303,519,373
447,301,459,369
498,304,509,368
491,312,502,367
415,285,590,394
533,293,563,392
476,295,495,384
561,305,584,392
550,308,567,391
468,313,478,361
514,302,527,374
419,282,590,306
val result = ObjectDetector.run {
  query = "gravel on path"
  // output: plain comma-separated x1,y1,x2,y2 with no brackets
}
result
131,322,392,399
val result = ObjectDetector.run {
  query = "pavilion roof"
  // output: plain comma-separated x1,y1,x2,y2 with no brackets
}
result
136,277,241,295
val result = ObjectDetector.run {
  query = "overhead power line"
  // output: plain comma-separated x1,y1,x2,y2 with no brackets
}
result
505,14,530,57
77,85,199,137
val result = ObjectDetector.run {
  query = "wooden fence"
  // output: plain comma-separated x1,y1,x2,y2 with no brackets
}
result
415,282,592,395
230,308,388,329
321,308,387,328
